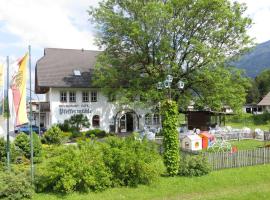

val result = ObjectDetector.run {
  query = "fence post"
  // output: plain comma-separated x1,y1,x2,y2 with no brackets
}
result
264,147,266,165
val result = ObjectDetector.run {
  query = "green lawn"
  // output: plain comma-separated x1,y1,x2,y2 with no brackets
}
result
229,139,270,150
226,122,270,131
35,164,270,200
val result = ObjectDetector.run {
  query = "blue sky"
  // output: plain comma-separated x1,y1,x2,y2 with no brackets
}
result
0,0,270,98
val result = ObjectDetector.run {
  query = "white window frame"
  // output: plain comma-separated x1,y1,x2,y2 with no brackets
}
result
82,91,89,102
60,91,67,102
69,91,76,102
153,114,160,125
91,91,97,102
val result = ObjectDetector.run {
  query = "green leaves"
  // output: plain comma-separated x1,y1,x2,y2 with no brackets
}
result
161,100,180,176
89,0,253,109
189,65,250,112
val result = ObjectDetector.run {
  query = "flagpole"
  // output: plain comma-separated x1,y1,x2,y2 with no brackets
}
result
29,45,34,183
6,56,10,172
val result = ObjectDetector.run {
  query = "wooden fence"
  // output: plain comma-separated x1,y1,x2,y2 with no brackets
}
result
204,147,270,170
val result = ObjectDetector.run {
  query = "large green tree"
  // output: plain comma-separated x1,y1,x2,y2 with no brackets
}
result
246,69,270,104
255,69,270,99
89,0,252,111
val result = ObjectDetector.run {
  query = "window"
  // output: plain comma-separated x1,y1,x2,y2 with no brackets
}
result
145,114,152,125
92,115,100,127
91,91,97,102
60,91,67,102
69,91,76,102
82,91,89,102
153,114,160,125
73,70,81,76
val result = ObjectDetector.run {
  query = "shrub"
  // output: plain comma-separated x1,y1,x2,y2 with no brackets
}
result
35,136,164,194
0,138,20,165
161,100,180,176
42,125,64,145
102,136,164,187
69,114,90,132
85,129,106,138
35,144,112,194
253,111,270,125
70,129,83,139
0,171,34,200
14,133,42,162
57,119,71,132
0,137,6,163
179,155,210,177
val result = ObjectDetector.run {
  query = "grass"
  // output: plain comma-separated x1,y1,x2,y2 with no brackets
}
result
226,113,270,131
226,122,270,131
229,139,270,150
34,164,270,200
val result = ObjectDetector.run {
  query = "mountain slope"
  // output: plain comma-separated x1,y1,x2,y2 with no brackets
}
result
233,40,270,77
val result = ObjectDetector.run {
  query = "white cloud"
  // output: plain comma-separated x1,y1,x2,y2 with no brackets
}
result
236,0,270,43
1,0,270,50
0,0,101,50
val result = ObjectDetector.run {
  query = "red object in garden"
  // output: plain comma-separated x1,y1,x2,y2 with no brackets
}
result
231,146,238,153
199,131,215,149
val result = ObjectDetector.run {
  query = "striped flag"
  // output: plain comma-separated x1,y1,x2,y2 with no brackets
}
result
10,54,29,126
0,64,4,115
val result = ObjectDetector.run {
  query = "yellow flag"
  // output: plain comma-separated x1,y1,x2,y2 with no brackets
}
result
10,54,29,125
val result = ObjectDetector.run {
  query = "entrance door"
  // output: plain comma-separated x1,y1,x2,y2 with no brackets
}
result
119,113,134,133
120,114,126,132
126,113,133,132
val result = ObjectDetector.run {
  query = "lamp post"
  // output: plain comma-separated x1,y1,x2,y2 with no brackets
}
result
157,75,185,99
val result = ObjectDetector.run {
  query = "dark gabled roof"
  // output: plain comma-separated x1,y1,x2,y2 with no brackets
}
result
35,48,102,93
258,92,270,106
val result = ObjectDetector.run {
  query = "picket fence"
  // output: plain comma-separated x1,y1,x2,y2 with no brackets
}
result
203,147,270,170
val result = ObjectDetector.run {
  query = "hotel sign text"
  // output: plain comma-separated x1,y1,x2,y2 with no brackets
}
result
58,104,92,115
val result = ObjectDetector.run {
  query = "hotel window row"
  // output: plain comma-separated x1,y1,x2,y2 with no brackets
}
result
60,91,98,102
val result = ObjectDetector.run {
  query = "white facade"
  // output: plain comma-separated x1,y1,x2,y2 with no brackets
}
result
45,88,161,133
181,135,202,151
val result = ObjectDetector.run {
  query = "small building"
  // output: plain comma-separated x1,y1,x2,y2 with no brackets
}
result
243,104,262,114
257,92,270,112
199,132,215,149
181,135,202,151
184,111,232,131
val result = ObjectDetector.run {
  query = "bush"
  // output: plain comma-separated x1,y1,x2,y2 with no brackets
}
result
14,133,42,162
57,119,71,132
253,112,270,125
69,114,90,131
35,144,112,194
35,136,164,194
85,129,106,138
0,171,34,200
102,136,164,187
0,137,6,163
0,138,20,165
70,129,83,139
42,125,65,145
179,155,210,177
